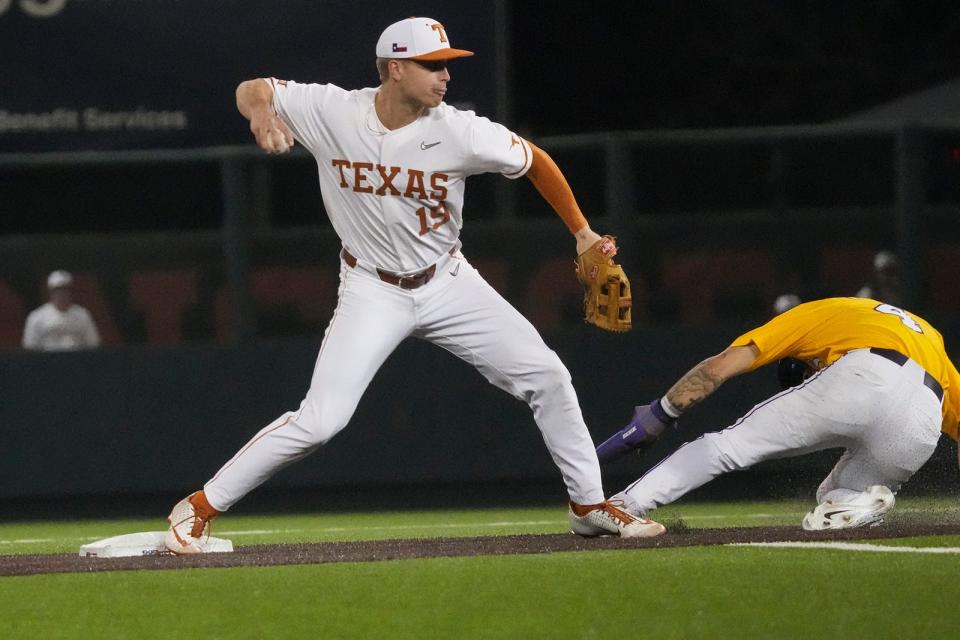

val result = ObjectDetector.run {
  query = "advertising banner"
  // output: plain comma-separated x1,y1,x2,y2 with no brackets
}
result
0,0,497,151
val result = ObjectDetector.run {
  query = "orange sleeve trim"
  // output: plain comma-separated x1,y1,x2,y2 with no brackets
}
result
503,138,531,178
525,142,588,234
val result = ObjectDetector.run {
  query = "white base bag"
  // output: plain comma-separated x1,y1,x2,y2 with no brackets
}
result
79,531,234,557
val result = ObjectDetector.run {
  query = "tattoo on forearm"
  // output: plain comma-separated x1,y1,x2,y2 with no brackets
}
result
666,362,725,412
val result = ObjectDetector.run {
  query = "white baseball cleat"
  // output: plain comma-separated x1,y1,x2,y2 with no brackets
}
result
164,490,221,554
568,500,666,538
801,485,895,531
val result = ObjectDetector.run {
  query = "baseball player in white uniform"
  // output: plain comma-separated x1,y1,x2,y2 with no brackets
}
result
596,297,960,532
22,270,101,351
165,17,663,553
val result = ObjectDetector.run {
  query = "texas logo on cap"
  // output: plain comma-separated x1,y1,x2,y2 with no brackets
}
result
376,17,474,61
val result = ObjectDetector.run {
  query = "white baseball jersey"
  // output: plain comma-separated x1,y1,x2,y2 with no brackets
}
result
22,303,100,351
268,79,533,273
201,78,606,512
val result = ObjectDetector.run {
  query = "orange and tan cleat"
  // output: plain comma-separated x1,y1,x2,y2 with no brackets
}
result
568,499,666,538
164,490,221,554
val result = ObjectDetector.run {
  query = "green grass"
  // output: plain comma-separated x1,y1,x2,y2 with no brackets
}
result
2,498,959,639
4,546,960,639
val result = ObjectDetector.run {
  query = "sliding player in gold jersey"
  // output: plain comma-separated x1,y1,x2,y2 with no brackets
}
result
597,297,960,531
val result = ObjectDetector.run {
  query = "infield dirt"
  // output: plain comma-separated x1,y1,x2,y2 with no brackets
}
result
3,523,959,577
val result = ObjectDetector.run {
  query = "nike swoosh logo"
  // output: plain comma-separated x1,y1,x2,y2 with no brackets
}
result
420,140,442,150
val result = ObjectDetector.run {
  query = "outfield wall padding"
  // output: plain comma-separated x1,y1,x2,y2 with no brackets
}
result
1,327,956,499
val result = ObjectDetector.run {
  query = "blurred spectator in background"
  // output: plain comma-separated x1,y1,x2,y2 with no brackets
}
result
856,250,902,306
772,293,802,316
22,270,101,351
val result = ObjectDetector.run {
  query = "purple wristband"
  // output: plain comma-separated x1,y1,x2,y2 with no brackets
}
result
649,397,675,424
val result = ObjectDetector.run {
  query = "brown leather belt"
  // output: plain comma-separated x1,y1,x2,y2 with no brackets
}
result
869,348,944,401
342,249,438,290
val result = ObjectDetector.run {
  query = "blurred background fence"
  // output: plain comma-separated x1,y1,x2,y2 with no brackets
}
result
4,123,960,345
2,123,959,504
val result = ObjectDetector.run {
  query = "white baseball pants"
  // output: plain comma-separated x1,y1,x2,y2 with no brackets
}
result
617,348,943,513
204,251,605,510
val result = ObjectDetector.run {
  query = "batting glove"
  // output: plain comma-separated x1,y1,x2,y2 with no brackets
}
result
776,357,814,390
596,398,676,464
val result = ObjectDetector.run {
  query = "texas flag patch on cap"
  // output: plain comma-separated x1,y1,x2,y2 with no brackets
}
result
376,17,474,60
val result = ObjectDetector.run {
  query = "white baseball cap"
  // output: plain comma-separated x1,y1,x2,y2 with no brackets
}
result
47,270,74,289
376,17,474,61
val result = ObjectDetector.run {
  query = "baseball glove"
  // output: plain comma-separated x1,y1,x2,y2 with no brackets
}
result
574,235,632,332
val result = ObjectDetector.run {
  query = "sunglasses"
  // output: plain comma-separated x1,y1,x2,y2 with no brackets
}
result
408,59,448,72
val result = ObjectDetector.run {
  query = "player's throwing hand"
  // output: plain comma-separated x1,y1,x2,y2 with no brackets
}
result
250,109,294,154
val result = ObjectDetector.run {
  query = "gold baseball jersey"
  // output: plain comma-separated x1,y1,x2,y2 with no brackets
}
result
730,297,960,440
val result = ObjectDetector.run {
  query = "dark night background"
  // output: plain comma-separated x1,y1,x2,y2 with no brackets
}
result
4,1,960,235
510,1,960,134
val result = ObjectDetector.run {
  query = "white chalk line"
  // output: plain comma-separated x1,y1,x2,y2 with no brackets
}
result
731,541,960,554
0,507,947,547
0,519,562,546
219,520,563,536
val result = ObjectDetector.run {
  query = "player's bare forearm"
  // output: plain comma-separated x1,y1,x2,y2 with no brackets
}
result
236,79,294,154
236,79,274,120
664,345,760,413
663,361,726,413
